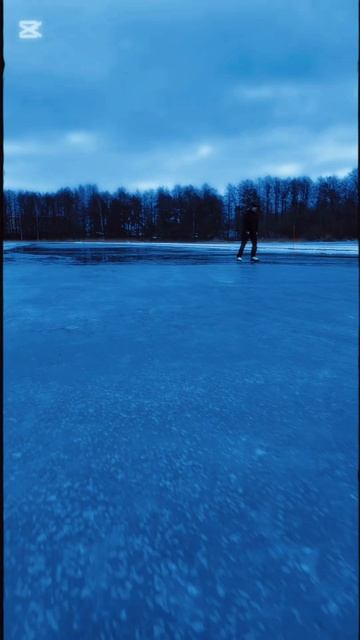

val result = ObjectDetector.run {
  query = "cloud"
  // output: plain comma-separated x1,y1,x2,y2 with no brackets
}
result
64,131,98,149
169,143,216,167
5,131,100,157
233,84,304,101
196,145,214,159
4,124,356,193
261,163,304,178
4,139,62,157
4,0,357,190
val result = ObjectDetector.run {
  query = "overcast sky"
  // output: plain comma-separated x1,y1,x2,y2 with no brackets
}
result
5,0,358,193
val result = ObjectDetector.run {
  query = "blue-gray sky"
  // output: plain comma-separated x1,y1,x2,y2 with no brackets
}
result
5,0,358,193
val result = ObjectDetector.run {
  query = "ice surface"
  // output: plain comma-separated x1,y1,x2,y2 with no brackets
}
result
4,243,358,639
4,239,358,256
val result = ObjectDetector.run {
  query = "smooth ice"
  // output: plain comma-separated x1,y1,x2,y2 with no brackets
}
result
4,242,358,639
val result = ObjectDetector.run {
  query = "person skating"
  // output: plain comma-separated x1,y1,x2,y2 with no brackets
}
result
236,202,260,261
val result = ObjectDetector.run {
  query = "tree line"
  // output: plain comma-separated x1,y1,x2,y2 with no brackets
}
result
3,169,357,241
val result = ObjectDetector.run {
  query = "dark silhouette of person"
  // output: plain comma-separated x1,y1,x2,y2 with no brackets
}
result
236,203,260,261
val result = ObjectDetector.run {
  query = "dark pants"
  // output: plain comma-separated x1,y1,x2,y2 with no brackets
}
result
237,229,257,258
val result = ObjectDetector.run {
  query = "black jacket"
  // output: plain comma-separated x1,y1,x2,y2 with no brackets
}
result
242,208,259,233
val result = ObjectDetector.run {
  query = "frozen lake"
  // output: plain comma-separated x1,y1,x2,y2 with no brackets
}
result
4,242,358,639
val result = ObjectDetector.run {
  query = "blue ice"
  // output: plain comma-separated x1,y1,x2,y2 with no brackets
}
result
4,242,358,639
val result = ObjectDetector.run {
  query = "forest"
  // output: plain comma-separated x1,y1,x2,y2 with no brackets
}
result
3,169,358,241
